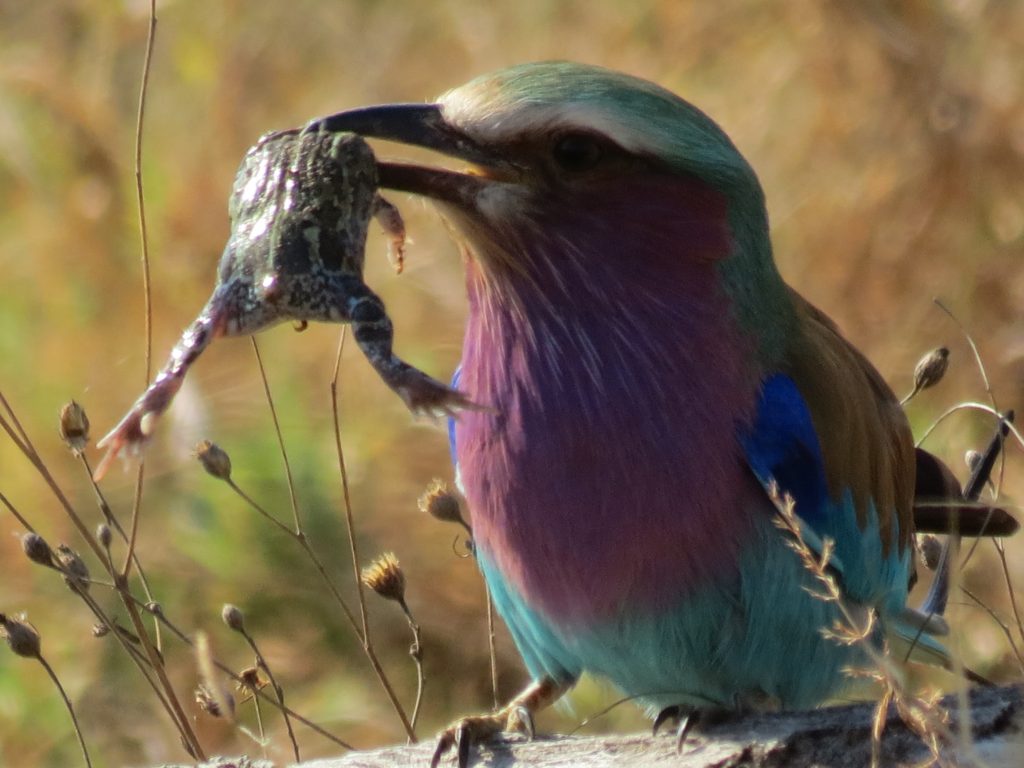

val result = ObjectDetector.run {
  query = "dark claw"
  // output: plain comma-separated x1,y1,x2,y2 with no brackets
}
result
430,731,454,768
675,714,697,754
457,723,472,768
514,705,535,740
653,705,703,752
652,704,683,736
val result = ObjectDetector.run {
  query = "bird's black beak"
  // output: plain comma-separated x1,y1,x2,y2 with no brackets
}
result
304,103,507,206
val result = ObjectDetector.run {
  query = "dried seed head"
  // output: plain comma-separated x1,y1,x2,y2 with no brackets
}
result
221,604,246,633
418,479,467,528
21,532,53,567
1,613,41,658
965,449,983,474
195,440,232,481
361,552,406,604
919,534,943,571
195,684,234,719
56,545,90,593
96,523,112,549
912,347,950,395
238,665,267,692
59,401,90,455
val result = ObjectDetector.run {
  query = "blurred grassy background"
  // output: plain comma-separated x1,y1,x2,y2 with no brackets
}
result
1,1,1023,765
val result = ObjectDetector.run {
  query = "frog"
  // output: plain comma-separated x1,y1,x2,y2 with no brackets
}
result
95,128,472,480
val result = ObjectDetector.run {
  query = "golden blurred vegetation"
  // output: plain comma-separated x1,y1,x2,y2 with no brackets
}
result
1,1,1022,765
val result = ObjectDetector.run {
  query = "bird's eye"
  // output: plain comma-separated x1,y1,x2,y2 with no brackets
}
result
552,133,604,172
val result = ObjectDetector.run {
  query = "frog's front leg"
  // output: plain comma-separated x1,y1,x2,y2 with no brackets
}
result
340,278,475,417
371,194,406,274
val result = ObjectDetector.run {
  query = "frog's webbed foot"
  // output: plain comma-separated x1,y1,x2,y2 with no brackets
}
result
388,364,479,419
431,678,569,768
346,288,478,418
93,373,184,481
93,314,219,482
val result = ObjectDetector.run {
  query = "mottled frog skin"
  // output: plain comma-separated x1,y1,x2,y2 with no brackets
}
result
96,129,470,478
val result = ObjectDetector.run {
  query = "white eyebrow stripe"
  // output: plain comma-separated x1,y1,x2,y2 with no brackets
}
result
439,98,661,157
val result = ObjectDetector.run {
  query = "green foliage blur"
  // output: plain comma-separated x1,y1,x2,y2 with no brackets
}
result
1,1,1022,765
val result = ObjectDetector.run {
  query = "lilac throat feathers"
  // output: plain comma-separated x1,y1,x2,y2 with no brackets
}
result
452,171,762,624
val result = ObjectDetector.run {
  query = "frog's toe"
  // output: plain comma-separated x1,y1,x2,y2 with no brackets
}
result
393,369,480,418
93,409,153,481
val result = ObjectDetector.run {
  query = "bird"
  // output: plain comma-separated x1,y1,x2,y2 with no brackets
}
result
307,62,1014,764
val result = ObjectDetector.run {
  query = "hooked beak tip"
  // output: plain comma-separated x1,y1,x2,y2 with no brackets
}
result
303,103,492,166
303,103,505,205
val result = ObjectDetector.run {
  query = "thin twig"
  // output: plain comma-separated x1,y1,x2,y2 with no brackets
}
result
331,329,370,641
221,479,361,630
37,654,92,768
397,599,425,739
122,0,158,585
141,602,354,750
960,587,1024,671
0,396,202,756
0,394,111,565
240,631,300,762
79,453,163,650
0,490,35,533
207,447,414,740
917,402,1024,450
330,328,417,741
120,585,205,757
134,0,157,385
0,387,33,449
251,338,303,533
992,539,1024,664
933,299,994,404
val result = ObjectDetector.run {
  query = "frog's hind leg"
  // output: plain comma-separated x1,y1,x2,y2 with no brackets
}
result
344,286,475,417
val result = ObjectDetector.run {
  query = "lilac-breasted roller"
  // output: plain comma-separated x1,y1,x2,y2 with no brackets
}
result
312,62,1005,761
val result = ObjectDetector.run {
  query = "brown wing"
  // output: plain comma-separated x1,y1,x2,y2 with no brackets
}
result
781,289,916,555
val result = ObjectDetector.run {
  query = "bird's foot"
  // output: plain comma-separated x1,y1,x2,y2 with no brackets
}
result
430,677,568,768
653,705,732,753
430,704,534,768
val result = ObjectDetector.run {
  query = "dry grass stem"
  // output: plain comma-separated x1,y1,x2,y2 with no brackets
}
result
139,601,352,750
76,449,164,652
196,631,236,722
251,338,303,534
221,603,300,761
362,553,426,739
238,665,270,751
331,327,418,741
769,485,958,766
1,392,203,755
1,615,93,768
960,587,1024,671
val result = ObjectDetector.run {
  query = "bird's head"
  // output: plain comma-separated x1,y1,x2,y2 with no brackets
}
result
313,61,793,363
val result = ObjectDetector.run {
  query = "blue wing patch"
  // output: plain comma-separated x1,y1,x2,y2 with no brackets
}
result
740,374,917,621
447,366,461,466
740,373,831,534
